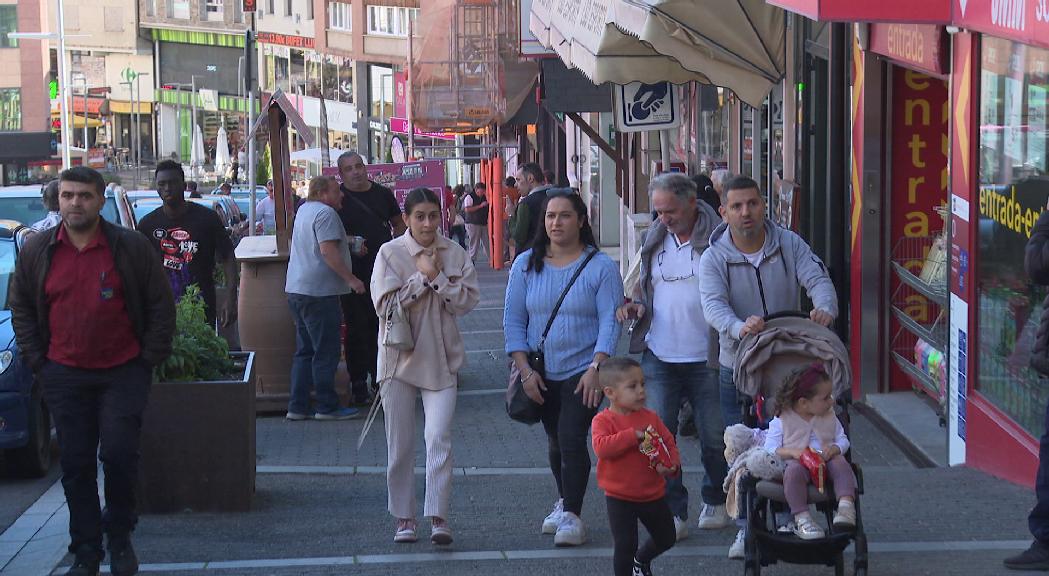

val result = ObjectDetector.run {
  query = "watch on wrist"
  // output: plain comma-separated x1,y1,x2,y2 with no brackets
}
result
589,360,601,372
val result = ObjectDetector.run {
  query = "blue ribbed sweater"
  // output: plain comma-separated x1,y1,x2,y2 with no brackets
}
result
503,248,624,381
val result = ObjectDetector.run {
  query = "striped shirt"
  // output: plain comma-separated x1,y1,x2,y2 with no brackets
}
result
504,248,623,381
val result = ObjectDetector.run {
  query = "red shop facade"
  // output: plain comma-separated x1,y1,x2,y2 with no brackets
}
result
770,0,1049,486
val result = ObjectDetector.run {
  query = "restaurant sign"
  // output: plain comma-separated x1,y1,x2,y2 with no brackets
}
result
869,24,949,75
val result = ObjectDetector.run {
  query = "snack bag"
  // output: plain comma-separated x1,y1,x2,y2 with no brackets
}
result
638,425,674,469
799,447,826,493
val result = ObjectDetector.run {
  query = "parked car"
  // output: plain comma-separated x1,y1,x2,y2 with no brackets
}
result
212,185,267,217
0,185,132,228
203,194,249,241
0,220,52,477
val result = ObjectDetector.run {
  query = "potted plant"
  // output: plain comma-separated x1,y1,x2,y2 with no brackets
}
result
138,286,257,513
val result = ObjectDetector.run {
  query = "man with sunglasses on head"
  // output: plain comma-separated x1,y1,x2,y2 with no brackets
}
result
616,173,730,543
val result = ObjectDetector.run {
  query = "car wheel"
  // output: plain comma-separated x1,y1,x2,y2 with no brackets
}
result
6,385,52,477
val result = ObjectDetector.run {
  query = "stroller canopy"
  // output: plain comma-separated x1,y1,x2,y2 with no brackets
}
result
733,315,851,417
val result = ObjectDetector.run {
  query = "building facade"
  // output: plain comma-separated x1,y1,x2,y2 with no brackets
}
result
0,0,54,185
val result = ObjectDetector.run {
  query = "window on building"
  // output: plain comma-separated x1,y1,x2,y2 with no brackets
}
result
0,6,16,48
285,0,292,17
65,6,80,30
977,36,1049,436
104,7,125,32
0,89,21,131
268,0,275,15
172,0,190,19
145,0,156,18
328,2,350,31
234,0,243,23
307,0,314,20
204,0,223,20
367,5,418,37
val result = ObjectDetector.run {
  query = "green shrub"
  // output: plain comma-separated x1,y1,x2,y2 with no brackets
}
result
256,142,272,185
156,284,236,382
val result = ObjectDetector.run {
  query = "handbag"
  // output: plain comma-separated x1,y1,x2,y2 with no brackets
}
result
382,298,414,351
506,249,599,424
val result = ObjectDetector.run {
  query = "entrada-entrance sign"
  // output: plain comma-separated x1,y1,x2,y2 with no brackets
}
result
614,82,680,133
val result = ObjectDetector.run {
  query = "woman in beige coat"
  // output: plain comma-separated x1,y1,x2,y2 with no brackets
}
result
371,187,480,546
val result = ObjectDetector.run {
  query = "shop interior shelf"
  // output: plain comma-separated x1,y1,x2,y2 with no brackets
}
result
891,262,949,306
891,351,946,410
891,306,947,349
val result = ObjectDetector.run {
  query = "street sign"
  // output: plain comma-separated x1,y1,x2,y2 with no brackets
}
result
200,89,219,112
87,87,111,96
614,82,680,133
243,0,256,12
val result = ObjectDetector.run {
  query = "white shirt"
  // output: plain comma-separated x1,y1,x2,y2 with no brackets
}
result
30,211,62,233
763,415,851,455
743,249,763,268
645,232,709,363
256,196,276,234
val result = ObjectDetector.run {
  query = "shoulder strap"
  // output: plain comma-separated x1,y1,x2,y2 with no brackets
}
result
538,248,600,351
343,190,384,222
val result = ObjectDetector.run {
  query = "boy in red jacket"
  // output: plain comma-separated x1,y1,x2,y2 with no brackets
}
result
592,357,680,576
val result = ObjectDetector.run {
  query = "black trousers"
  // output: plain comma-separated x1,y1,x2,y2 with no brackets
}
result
40,359,152,560
340,290,379,389
606,495,676,576
1031,397,1049,543
540,371,599,516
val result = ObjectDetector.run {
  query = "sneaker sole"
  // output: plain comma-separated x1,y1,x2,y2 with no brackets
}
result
431,532,453,546
314,413,361,421
554,535,586,547
697,520,732,530
541,522,558,535
285,414,310,421
393,533,418,544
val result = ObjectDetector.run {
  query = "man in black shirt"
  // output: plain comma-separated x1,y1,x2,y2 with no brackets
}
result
138,160,238,327
335,151,405,404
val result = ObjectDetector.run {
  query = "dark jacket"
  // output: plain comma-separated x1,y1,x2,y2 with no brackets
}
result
1026,210,1049,375
627,202,721,366
9,218,177,371
510,184,554,250
465,191,489,226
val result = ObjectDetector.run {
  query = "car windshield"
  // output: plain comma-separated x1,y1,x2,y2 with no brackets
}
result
0,239,14,310
0,195,121,227
133,200,162,222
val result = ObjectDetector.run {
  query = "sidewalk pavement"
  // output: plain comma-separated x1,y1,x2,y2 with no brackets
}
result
2,261,1039,576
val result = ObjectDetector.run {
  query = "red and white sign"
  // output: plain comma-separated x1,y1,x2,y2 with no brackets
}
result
953,0,1049,50
768,0,951,23
394,71,407,119
255,32,315,49
388,117,456,141
323,160,448,228
869,24,949,75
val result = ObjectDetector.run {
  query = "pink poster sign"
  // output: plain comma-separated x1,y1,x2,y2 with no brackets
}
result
323,160,448,229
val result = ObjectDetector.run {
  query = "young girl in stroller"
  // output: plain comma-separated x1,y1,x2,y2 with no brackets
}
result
764,362,857,540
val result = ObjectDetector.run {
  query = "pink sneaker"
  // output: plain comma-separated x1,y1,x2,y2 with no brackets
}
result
393,518,417,543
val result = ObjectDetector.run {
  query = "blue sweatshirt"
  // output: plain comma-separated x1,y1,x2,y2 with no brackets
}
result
504,248,623,381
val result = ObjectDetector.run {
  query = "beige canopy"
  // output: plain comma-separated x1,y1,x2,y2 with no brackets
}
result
529,0,786,108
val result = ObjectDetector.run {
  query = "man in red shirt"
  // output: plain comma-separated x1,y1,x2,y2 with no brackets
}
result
9,167,175,576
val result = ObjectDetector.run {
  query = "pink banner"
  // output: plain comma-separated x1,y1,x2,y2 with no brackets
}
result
388,117,456,141
953,0,1049,51
323,160,448,229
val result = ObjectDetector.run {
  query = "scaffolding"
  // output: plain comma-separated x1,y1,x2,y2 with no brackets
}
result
412,0,506,133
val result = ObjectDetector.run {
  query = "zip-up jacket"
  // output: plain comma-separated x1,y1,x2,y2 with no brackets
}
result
1026,210,1049,375
627,201,720,360
9,219,176,371
698,220,838,368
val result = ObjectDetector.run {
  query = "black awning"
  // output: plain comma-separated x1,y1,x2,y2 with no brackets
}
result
0,132,53,162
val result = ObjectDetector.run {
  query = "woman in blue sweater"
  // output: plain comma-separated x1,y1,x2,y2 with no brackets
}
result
504,191,623,547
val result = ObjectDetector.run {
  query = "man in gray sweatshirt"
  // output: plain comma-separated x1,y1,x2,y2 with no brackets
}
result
699,176,837,426
698,175,837,559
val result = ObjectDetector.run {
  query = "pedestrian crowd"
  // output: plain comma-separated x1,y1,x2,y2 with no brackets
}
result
13,154,865,576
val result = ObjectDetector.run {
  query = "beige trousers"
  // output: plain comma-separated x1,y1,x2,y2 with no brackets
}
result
383,379,457,520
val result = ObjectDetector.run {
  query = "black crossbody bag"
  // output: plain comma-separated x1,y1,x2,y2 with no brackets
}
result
506,249,599,424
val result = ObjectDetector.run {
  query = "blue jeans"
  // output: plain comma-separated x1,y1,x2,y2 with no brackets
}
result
287,294,343,415
641,351,728,518
720,366,743,428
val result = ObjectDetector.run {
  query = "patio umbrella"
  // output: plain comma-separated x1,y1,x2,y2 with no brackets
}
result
215,122,231,177
190,123,206,178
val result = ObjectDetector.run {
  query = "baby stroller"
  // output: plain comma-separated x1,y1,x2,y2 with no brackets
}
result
732,311,868,576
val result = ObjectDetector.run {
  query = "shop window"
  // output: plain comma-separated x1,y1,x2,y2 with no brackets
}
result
336,56,353,103
328,2,351,31
977,36,1049,435
0,89,21,131
0,6,16,48
290,49,306,96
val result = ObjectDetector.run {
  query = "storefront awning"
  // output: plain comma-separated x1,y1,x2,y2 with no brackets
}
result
108,100,154,115
766,0,950,23
529,0,786,107
50,112,104,128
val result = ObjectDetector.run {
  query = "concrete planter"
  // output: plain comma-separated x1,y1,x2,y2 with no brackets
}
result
138,352,256,513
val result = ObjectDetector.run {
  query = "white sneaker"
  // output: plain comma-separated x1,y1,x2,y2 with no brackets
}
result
541,498,564,535
554,512,587,546
696,504,731,529
673,516,689,541
728,528,746,560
